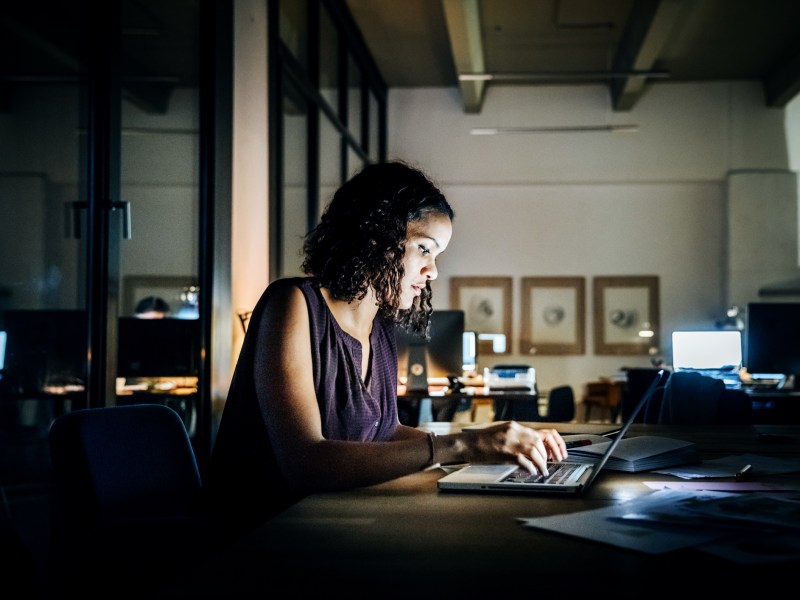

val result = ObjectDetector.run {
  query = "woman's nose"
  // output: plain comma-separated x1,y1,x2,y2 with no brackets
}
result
423,260,438,280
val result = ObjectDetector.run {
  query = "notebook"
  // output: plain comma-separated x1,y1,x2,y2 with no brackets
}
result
437,369,667,495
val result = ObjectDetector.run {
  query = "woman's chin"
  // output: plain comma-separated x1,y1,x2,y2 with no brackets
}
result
398,296,415,310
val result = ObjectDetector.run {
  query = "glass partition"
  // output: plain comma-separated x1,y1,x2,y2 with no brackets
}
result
271,0,387,280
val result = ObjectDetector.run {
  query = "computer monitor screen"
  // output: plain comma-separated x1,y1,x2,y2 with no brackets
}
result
0,309,87,395
671,330,742,371
746,302,800,384
0,331,6,372
396,310,465,389
117,317,200,378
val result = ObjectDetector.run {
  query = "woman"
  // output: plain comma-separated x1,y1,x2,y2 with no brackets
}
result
207,161,566,538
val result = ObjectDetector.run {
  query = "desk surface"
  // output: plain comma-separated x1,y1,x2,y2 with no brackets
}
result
161,423,800,598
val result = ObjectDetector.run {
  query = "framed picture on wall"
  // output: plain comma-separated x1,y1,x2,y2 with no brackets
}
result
593,276,659,355
450,276,512,355
520,277,585,355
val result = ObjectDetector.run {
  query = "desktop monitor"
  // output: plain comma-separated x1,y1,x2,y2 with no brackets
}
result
117,317,200,378
0,309,88,395
745,302,800,388
671,330,742,371
396,310,465,391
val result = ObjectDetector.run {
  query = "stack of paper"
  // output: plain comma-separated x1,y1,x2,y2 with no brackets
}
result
567,435,698,472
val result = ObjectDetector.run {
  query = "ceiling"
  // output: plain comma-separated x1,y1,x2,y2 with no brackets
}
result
345,0,800,113
3,1,799,117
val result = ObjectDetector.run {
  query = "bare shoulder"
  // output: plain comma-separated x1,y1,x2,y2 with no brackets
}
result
261,279,309,329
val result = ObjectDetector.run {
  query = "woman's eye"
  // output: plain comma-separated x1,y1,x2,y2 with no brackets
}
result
418,244,431,255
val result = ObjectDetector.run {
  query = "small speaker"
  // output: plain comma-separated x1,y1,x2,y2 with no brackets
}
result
406,344,428,392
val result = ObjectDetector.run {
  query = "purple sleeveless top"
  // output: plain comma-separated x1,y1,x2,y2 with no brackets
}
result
208,277,399,537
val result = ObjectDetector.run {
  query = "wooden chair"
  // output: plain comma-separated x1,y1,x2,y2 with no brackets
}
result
470,398,496,422
581,379,622,423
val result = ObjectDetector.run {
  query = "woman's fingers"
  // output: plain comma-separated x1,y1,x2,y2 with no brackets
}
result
514,424,565,463
509,424,551,475
538,429,566,462
521,443,549,477
516,452,541,477
469,422,566,475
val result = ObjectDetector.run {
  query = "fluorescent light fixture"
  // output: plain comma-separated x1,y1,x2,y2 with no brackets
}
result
459,71,670,82
471,125,638,135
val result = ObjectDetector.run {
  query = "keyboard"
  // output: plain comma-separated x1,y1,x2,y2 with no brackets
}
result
502,462,580,484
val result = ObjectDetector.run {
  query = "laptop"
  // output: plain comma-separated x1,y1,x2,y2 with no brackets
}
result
671,330,742,373
671,330,742,386
437,369,667,495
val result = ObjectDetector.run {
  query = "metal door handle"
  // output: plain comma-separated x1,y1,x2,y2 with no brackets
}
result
69,200,131,239
110,200,132,239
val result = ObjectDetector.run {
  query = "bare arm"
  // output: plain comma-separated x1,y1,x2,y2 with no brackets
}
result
256,286,566,496
256,286,434,495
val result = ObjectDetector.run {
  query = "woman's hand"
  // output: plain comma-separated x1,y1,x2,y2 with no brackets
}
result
461,421,567,476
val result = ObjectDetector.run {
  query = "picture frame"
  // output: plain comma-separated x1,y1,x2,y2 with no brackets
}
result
450,276,512,355
520,277,585,355
122,275,198,316
593,276,659,355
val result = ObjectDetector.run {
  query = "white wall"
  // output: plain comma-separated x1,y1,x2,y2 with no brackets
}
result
387,82,799,397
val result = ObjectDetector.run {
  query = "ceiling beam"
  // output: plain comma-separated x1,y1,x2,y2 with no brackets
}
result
610,0,683,111
763,47,800,107
442,0,486,113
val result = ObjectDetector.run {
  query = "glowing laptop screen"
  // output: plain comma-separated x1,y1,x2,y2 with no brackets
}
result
671,330,742,371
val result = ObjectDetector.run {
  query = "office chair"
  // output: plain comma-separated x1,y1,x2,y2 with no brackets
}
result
542,386,575,422
657,371,752,425
624,368,670,423
48,404,226,598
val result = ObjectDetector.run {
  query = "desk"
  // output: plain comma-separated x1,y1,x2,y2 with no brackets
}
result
116,377,199,437
159,423,800,598
746,388,800,423
397,387,540,426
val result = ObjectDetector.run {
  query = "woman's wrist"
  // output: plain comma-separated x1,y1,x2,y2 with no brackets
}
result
427,433,467,466
426,432,438,468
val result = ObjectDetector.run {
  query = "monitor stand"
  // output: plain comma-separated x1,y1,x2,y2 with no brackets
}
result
405,344,428,392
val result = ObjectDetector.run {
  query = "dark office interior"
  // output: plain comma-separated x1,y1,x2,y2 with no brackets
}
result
2,1,800,597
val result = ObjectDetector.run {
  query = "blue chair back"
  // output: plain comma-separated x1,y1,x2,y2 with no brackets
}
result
48,404,222,596
658,372,752,424
544,386,576,422
49,404,202,531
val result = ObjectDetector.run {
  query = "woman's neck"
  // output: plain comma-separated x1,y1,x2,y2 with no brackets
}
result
319,286,379,339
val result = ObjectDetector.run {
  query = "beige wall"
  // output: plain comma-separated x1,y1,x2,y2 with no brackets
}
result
231,0,270,390
387,82,800,396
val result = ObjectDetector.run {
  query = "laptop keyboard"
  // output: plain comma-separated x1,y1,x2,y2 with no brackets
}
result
502,462,580,484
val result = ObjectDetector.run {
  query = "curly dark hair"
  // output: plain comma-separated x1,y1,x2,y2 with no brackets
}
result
302,161,454,337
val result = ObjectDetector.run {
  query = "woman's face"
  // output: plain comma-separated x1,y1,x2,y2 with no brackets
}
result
398,212,453,309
